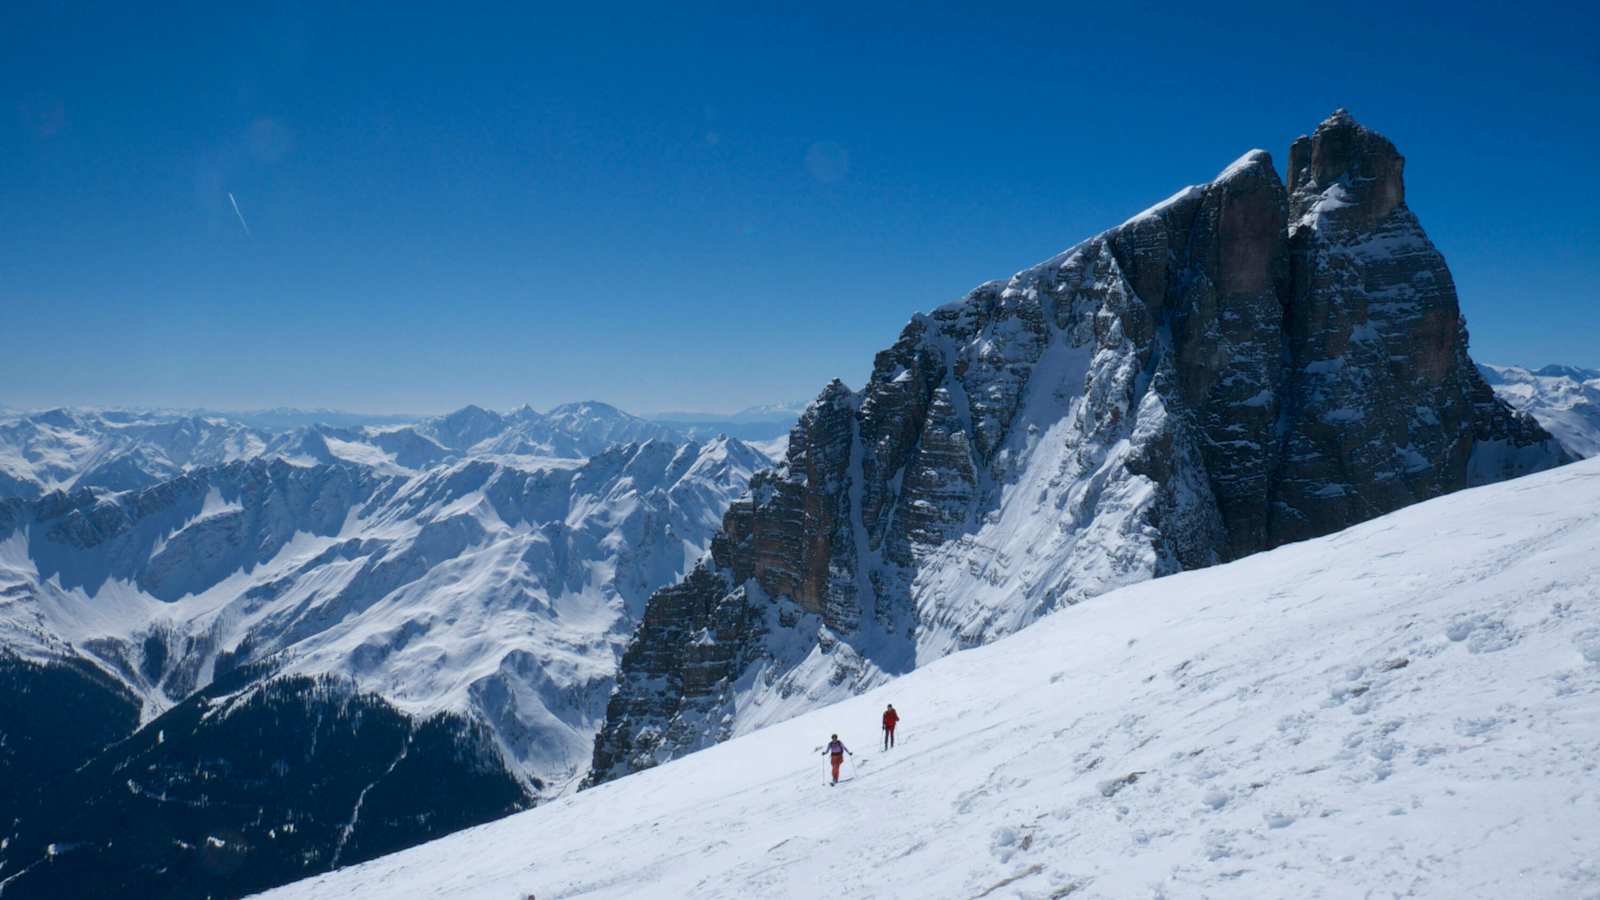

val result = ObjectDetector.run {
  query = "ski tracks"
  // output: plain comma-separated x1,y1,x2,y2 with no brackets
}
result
330,736,411,869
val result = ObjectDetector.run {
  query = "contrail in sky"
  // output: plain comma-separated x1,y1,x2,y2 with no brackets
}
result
228,192,253,237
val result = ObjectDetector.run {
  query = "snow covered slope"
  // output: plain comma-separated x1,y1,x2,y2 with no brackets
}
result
0,409,271,498
1480,363,1600,458
0,431,777,898
0,437,769,791
261,455,1600,900
417,402,682,459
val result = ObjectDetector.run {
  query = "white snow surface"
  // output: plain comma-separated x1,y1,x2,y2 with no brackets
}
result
261,456,1600,900
1480,363,1600,458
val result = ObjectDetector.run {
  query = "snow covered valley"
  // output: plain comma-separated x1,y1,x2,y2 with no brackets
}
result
262,455,1600,900
0,427,776,898
1480,364,1600,459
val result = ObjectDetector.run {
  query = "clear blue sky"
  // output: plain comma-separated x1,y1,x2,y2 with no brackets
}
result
3,2,1595,415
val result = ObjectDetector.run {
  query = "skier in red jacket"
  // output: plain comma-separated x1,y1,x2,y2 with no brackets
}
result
881,704,900,750
823,734,852,784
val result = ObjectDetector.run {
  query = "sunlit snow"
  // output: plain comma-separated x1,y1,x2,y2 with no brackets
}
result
261,456,1600,900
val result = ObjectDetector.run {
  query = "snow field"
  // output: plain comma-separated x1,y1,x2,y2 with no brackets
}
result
261,457,1600,899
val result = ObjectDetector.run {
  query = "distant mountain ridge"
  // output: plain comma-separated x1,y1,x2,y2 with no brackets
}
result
0,400,738,500
214,408,424,430
1479,363,1600,457
649,401,810,442
0,403,777,897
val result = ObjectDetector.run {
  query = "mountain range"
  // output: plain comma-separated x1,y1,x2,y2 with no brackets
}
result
0,404,775,897
0,401,718,500
0,110,1586,900
643,401,811,442
1477,363,1600,458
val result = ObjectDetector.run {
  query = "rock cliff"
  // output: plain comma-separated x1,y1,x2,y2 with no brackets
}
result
587,111,1568,784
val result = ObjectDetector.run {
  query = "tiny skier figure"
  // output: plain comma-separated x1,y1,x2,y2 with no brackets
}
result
823,734,852,784
882,703,900,750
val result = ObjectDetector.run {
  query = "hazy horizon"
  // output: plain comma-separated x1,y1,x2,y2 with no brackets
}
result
0,396,814,421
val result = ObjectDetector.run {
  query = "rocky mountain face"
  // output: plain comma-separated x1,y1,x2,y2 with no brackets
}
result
0,431,771,897
587,111,1569,785
1479,363,1600,458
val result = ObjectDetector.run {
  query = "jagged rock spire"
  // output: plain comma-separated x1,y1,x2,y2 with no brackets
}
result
586,112,1568,787
1288,108,1406,230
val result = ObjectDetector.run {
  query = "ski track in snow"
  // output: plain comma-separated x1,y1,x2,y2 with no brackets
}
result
260,457,1600,900
331,737,412,869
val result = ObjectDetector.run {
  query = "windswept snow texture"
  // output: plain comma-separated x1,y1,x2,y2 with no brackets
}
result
261,456,1600,900
1480,363,1600,458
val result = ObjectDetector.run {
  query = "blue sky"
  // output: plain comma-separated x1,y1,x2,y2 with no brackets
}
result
3,2,1595,414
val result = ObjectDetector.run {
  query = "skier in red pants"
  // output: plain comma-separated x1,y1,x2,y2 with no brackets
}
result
882,704,900,750
823,734,852,784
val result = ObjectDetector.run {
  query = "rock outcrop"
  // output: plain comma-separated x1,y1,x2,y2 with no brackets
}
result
587,111,1569,785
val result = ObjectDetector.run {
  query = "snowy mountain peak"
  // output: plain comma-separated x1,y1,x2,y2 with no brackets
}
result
587,112,1566,786
726,400,810,422
1534,363,1600,381
0,398,781,896
546,400,627,418
1288,108,1405,234
32,407,81,428
0,431,771,800
0,401,752,503
423,404,507,450
647,408,803,444
1214,147,1275,183
0,407,275,499
1321,105,1357,127
1479,362,1600,458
